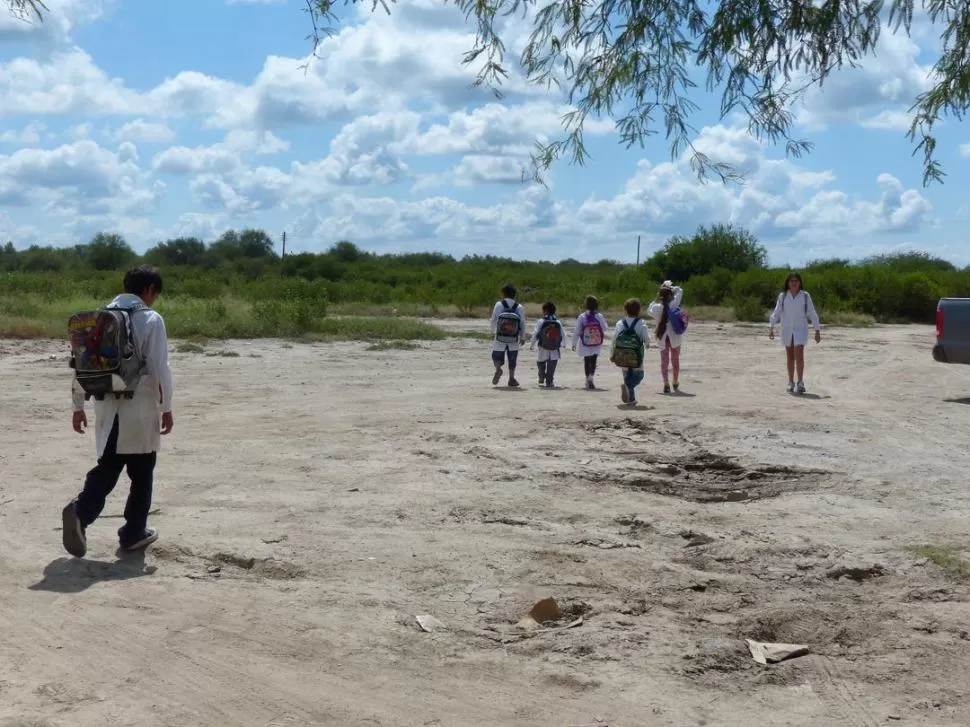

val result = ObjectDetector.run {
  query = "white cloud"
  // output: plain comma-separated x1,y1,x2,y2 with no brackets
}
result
0,2,955,262
114,119,176,144
960,143,970,157
0,122,45,144
795,27,934,131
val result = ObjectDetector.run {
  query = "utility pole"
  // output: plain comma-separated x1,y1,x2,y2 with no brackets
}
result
636,235,641,266
280,230,286,276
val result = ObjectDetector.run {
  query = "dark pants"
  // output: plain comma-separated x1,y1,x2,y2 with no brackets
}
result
537,359,558,384
491,348,518,369
584,355,598,377
76,415,156,544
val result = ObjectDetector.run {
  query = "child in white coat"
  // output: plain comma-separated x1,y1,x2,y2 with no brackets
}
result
571,295,609,389
647,280,684,393
64,265,174,558
530,301,567,387
768,271,822,394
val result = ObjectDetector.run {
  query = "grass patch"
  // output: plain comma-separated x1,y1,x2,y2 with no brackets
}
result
0,294,447,342
827,311,876,327
446,329,493,341
305,316,446,342
206,350,240,358
175,342,205,354
366,340,420,351
909,544,970,581
687,305,737,323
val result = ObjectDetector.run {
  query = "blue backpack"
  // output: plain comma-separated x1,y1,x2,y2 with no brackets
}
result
668,305,689,335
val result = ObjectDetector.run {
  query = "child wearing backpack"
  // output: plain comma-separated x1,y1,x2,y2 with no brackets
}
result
647,280,687,393
610,298,650,406
63,265,173,558
571,295,609,390
530,301,567,387
490,283,527,387
768,271,822,394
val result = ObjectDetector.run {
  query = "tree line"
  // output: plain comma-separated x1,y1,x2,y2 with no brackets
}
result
0,224,965,324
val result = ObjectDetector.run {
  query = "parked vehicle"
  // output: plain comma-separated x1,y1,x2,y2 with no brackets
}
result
933,298,970,364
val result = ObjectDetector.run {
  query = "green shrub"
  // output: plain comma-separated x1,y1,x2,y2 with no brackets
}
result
733,296,766,322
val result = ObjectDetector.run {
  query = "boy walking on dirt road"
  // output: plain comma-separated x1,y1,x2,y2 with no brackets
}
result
62,265,174,558
490,283,527,387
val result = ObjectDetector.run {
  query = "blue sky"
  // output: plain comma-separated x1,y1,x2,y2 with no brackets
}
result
0,0,966,265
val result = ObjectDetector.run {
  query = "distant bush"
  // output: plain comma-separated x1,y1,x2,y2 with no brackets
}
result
0,225,962,338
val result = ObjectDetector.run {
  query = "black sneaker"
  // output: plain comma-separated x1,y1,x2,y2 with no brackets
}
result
664,383,671,394
121,528,159,551
545,380,554,388
673,382,680,391
508,378,520,387
492,368,503,385
61,500,87,558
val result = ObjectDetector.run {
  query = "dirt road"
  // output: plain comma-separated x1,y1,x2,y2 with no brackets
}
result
1,321,969,726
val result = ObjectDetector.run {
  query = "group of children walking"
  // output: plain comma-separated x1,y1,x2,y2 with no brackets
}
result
490,281,689,406
490,272,823,402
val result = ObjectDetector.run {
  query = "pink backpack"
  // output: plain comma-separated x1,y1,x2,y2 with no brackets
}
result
580,312,604,347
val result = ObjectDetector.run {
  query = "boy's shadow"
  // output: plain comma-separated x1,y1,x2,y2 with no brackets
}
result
789,392,829,400
616,404,654,411
29,549,156,594
495,386,527,392
664,390,697,398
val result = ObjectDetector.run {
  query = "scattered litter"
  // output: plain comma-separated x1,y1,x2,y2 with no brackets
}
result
745,639,809,665
261,535,288,544
415,614,447,633
207,565,222,574
888,716,901,721
579,458,593,466
517,597,562,631
514,598,586,633
347,488,360,492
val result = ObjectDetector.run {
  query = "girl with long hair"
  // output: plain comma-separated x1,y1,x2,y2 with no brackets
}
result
647,280,685,393
768,272,822,394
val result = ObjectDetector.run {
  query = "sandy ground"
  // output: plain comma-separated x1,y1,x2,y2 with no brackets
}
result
2,320,970,726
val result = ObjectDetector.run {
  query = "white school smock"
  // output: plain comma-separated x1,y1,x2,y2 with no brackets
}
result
72,294,174,457
571,311,609,357
530,317,567,361
611,316,650,371
646,286,685,348
768,290,821,347
490,298,527,352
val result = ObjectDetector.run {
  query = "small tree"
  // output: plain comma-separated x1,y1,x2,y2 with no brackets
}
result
646,224,767,281
146,237,207,267
84,232,136,271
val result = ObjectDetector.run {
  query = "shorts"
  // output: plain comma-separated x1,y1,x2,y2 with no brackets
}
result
491,349,519,368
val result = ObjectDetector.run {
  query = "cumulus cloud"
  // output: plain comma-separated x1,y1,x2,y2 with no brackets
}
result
795,26,934,131
0,1,952,260
114,120,176,144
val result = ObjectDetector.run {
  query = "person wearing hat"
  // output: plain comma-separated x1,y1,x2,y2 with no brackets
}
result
647,280,685,393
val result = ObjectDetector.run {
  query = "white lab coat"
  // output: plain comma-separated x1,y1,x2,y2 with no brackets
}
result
571,311,610,357
768,290,821,347
490,298,527,352
610,317,650,371
530,317,567,361
72,294,173,457
646,286,685,348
